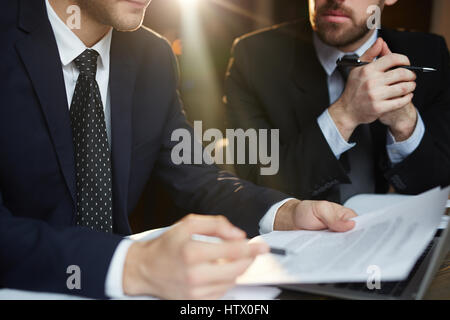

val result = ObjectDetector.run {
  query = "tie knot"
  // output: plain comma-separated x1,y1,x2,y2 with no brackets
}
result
336,53,359,81
74,49,99,78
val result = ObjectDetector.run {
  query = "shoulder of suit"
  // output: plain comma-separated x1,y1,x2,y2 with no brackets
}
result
124,25,173,52
232,19,305,50
1,0,20,28
113,25,175,66
381,28,446,47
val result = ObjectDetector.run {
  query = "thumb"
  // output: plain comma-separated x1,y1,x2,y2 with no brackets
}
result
330,207,357,232
178,215,246,241
313,203,357,232
328,219,356,232
360,37,384,62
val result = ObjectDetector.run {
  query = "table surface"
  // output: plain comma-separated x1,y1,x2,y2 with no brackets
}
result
277,252,450,300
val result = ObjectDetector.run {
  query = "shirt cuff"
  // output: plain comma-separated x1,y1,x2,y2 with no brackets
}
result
259,198,296,234
317,109,356,159
386,111,425,165
105,239,134,299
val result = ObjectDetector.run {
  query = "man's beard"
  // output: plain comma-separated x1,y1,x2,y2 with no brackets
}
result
311,2,371,48
315,20,369,48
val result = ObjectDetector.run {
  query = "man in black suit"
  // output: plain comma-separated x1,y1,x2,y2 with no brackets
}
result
0,0,358,299
225,0,450,204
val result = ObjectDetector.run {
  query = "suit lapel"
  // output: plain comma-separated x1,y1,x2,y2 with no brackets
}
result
15,0,77,205
109,31,137,228
290,22,330,125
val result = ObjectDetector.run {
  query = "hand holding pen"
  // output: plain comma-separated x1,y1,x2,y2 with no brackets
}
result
337,55,436,73
329,37,421,142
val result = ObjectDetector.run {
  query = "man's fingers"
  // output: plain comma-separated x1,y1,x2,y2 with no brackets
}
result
383,93,414,112
383,68,416,85
187,282,238,300
186,258,254,287
178,214,246,241
327,219,356,232
337,206,358,220
312,201,341,229
183,240,268,264
380,81,416,100
312,202,356,232
360,37,384,62
330,206,357,232
372,53,411,72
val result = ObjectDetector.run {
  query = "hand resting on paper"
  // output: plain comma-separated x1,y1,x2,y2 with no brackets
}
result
121,201,356,299
274,199,358,232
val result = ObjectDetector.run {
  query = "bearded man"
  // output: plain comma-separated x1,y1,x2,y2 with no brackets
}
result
225,0,450,217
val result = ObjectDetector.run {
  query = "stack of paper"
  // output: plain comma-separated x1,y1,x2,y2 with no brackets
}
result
237,187,449,285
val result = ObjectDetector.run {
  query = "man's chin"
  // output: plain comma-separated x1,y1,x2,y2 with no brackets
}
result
316,24,368,48
112,16,144,31
111,2,146,30
317,30,350,46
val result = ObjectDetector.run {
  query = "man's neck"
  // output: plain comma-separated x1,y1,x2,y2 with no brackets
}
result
337,29,377,53
48,0,112,47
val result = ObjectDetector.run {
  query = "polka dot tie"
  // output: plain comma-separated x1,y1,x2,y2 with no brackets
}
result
70,49,113,233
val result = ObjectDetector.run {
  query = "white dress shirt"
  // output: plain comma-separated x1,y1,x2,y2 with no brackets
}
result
313,30,425,164
46,0,287,298
46,0,112,144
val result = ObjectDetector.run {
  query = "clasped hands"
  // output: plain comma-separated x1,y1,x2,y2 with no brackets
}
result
329,37,419,142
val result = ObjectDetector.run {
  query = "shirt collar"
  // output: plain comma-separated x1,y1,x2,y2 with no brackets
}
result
45,0,112,69
313,29,379,76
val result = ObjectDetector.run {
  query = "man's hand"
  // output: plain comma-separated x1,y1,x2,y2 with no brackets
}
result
122,214,268,300
329,38,417,141
379,101,418,141
274,199,357,232
377,42,418,142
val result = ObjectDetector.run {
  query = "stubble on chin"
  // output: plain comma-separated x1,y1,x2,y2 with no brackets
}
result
314,19,370,48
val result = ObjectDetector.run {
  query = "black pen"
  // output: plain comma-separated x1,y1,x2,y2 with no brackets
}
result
336,57,437,73
192,234,288,256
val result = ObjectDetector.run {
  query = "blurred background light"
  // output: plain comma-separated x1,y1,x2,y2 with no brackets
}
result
178,0,199,7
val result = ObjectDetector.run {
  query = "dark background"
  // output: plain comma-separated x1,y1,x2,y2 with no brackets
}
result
130,0,437,232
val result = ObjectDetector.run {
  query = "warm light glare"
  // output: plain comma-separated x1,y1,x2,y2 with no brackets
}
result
179,0,221,130
179,0,198,6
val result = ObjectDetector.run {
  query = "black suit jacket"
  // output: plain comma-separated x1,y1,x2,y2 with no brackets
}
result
0,0,287,298
225,20,450,202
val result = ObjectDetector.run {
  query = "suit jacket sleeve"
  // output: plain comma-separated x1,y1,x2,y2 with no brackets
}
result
0,190,123,299
152,41,288,237
224,38,350,201
383,36,450,193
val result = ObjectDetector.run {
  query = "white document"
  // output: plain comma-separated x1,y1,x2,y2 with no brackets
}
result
344,192,449,229
237,187,449,285
343,193,410,215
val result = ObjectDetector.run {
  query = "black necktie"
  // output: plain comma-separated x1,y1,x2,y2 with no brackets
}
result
336,53,359,81
70,49,113,233
336,54,376,203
